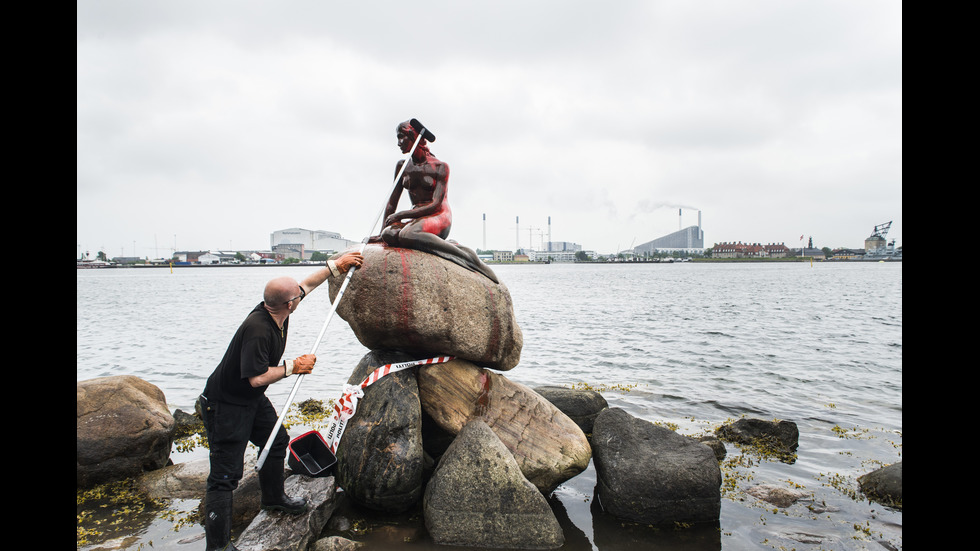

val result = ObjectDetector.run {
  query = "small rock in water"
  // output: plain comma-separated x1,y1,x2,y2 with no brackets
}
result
744,483,809,508
858,461,902,509
714,417,799,458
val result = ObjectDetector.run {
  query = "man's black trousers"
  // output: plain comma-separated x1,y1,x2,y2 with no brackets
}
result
200,394,289,493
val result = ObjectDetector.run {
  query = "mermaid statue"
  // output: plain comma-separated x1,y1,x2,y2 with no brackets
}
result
371,120,499,284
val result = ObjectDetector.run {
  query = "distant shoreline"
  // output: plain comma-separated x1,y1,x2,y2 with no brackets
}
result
78,257,901,269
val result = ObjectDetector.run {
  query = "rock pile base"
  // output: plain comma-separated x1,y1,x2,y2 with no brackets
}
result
423,420,564,549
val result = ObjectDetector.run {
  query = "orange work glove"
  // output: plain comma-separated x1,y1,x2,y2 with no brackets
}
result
290,354,316,376
335,252,364,272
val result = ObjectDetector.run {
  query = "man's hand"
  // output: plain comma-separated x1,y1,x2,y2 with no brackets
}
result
292,354,316,375
334,252,364,272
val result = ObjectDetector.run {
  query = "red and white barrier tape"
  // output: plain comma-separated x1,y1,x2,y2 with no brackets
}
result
324,355,454,453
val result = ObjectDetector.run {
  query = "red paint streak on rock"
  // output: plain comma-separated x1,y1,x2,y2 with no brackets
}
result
397,249,415,340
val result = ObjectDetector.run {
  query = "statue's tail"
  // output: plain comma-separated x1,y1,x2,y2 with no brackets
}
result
423,241,499,284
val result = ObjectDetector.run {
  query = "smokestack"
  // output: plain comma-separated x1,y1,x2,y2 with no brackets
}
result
679,208,682,231
483,213,486,250
698,210,702,240
548,216,552,252
516,216,519,250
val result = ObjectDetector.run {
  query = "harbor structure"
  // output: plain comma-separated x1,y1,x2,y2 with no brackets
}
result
863,221,898,257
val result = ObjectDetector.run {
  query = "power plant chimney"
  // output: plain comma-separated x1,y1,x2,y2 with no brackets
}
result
679,208,682,231
482,213,486,250
548,216,552,252
515,216,519,251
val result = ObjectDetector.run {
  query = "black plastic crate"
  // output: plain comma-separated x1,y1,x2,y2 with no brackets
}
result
287,430,336,477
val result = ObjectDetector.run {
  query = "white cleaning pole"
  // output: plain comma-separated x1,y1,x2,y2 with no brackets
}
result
255,126,429,471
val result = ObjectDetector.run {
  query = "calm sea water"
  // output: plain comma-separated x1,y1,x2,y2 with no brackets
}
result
77,261,902,550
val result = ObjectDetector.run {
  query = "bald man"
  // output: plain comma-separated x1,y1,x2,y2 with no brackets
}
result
199,251,362,551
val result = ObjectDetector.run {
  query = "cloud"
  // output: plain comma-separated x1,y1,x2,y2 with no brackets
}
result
77,0,901,257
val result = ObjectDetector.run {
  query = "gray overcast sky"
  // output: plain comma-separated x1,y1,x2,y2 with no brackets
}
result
77,0,902,258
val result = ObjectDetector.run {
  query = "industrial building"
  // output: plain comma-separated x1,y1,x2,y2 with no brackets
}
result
634,226,704,254
633,209,705,255
270,228,357,260
545,241,581,253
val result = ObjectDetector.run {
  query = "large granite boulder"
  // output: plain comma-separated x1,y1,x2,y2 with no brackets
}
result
423,419,564,549
592,408,721,526
77,375,176,488
328,245,522,371
418,359,591,493
334,350,426,512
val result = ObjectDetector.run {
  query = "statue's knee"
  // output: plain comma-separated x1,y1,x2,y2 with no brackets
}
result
381,228,399,246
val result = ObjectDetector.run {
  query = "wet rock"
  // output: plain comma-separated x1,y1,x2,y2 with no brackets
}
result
418,358,592,493
694,434,727,461
769,530,848,549
858,461,902,509
312,536,364,551
327,244,523,371
138,457,209,500
334,350,426,513
534,385,608,434
592,408,722,526
745,483,809,508
172,408,204,438
715,417,799,456
235,474,339,551
192,456,262,531
423,419,564,549
77,375,176,488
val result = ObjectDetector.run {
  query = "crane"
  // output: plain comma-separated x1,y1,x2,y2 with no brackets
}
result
871,221,892,240
867,221,894,256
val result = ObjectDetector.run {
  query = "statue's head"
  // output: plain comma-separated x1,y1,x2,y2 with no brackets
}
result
397,120,416,137
397,120,429,154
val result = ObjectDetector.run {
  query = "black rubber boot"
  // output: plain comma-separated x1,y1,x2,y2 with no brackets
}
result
258,457,308,515
204,490,239,550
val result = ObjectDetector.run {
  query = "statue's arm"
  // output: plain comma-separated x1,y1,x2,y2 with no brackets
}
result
382,161,406,226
